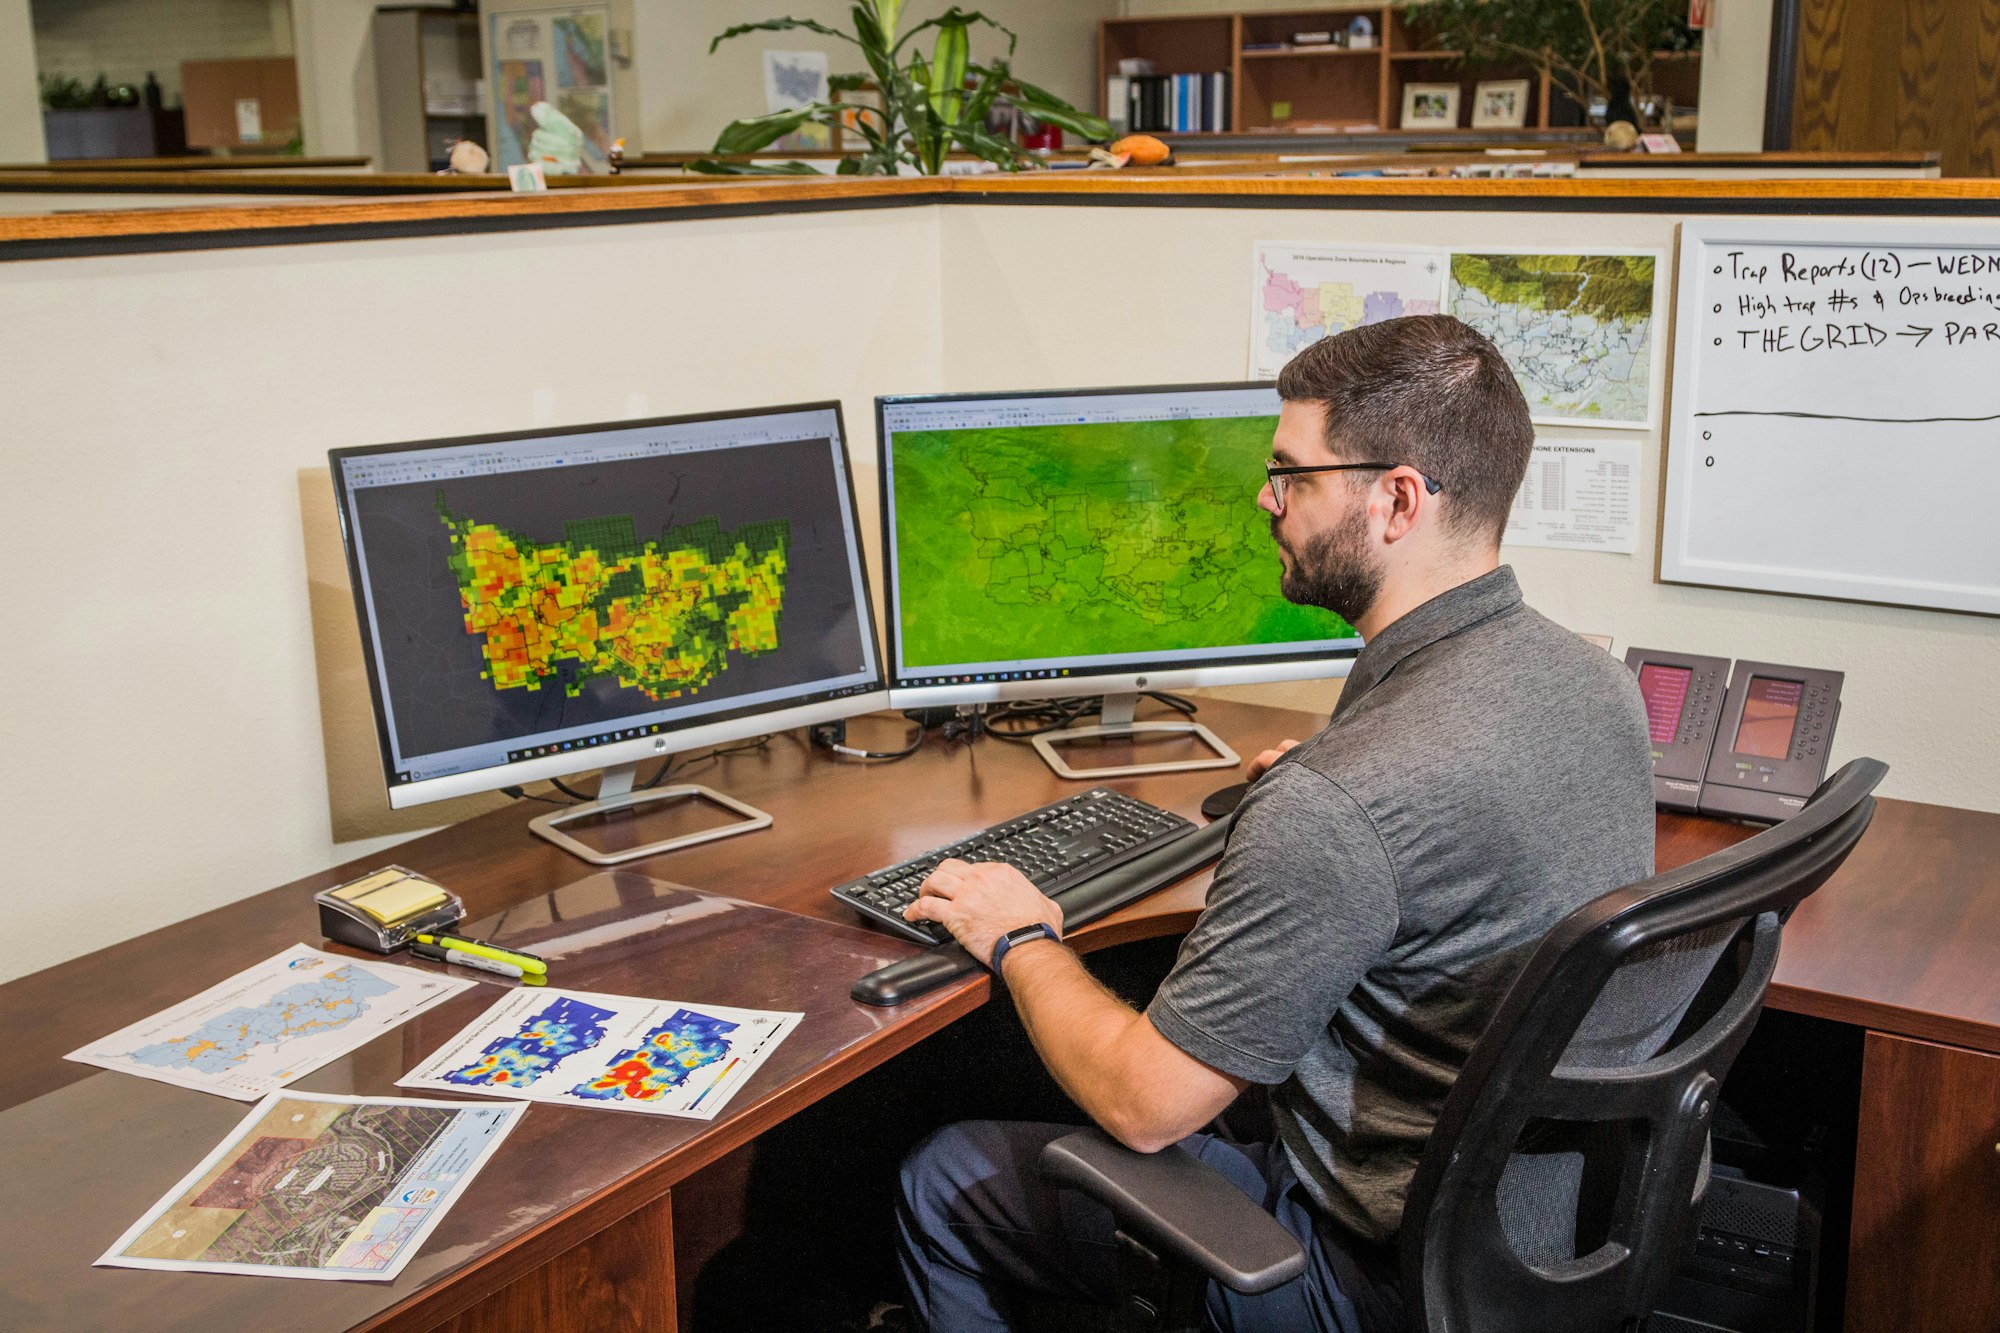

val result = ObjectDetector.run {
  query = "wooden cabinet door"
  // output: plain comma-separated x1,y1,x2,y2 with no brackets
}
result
1846,1033,2000,1333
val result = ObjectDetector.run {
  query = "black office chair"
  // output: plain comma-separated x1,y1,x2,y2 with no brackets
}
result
1041,756,1887,1333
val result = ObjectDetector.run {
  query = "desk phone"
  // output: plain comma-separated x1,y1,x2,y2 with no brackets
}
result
1625,649,1844,822
1626,648,1731,812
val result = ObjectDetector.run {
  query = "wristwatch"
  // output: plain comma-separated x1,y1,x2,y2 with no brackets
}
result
989,921,1061,977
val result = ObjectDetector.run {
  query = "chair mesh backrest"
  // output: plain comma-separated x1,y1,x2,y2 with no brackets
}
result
1399,758,1885,1333
1494,917,1743,1268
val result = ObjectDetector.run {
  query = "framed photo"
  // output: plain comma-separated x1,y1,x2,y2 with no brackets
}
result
1472,79,1531,129
1400,83,1460,130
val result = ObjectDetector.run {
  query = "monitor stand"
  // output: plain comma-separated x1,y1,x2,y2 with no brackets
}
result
527,760,772,865
1031,693,1240,781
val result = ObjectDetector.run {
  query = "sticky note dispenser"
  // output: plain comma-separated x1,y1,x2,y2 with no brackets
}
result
316,866,464,953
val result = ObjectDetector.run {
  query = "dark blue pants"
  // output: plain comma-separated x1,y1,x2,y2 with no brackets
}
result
896,1120,1403,1332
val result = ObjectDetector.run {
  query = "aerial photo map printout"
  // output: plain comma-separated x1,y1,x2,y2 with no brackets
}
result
1445,251,1661,428
398,986,800,1120
1250,242,1447,379
98,1092,522,1281
889,415,1352,671
67,945,474,1100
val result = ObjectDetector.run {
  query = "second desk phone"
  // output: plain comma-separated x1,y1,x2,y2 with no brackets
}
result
1625,648,1844,823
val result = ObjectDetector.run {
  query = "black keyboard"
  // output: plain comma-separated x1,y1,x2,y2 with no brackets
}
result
830,788,1196,944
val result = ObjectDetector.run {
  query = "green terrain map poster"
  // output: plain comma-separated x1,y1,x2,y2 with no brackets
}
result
890,417,1351,668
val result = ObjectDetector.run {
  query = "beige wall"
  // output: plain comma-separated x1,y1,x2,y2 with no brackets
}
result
0,208,943,982
0,0,47,162
1695,0,1772,152
289,0,380,162
6,195,1996,985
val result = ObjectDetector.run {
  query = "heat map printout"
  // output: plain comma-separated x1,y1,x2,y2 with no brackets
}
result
67,945,475,1101
397,986,801,1120
97,1091,522,1281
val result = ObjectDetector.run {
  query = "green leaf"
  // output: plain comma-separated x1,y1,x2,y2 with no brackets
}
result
684,158,826,176
1003,73,1112,142
710,17,856,53
960,60,1007,127
711,107,818,155
849,4,900,94
929,21,970,126
895,9,1017,61
946,123,1030,169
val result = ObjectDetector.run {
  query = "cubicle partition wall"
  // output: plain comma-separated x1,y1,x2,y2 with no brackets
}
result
2,177,1997,982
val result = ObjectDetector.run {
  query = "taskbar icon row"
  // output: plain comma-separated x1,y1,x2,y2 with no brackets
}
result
507,724,668,764
906,668,1076,686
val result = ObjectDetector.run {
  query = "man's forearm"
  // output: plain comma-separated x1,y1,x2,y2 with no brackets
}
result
1001,940,1232,1153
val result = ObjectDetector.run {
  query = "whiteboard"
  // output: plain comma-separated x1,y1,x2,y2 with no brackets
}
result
1662,219,2000,616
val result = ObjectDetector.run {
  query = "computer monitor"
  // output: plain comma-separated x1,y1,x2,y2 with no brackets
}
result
330,402,887,863
876,382,1361,779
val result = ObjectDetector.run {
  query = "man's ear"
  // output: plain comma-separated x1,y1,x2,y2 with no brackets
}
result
1378,470,1428,544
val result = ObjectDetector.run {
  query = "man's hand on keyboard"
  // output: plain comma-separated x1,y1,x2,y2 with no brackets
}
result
1246,738,1300,782
906,858,1064,965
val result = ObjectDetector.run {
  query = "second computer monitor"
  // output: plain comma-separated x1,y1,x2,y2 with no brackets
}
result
876,383,1361,773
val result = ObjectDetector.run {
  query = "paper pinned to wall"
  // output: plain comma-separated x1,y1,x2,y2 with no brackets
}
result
1250,241,1447,379
1503,438,1640,553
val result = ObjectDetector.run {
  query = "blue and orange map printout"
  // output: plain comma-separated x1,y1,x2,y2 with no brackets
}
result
397,986,800,1120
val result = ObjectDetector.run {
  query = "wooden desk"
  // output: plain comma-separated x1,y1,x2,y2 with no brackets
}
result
2,698,1995,1330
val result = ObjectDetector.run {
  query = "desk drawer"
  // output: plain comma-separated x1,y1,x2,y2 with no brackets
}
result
1846,1033,2000,1333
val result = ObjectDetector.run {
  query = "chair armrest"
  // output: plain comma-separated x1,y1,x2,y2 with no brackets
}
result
1040,1129,1306,1295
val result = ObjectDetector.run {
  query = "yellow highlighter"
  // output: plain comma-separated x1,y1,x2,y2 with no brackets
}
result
417,933,548,976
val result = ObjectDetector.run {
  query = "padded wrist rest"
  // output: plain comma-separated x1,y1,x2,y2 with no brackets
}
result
849,812,1236,1006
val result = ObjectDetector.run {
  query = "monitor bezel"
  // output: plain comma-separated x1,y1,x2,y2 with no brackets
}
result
874,382,1362,710
329,400,890,808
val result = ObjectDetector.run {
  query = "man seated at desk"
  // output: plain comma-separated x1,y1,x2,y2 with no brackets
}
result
896,316,1656,1332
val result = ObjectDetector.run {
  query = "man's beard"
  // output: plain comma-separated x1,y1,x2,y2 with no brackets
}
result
1275,506,1383,625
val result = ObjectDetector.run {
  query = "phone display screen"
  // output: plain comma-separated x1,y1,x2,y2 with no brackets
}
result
1734,676,1804,759
1636,663,1692,745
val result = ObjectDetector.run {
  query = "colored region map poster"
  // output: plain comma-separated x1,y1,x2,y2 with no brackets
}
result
98,1092,522,1281
1446,251,1661,428
399,986,800,1120
1249,242,1446,379
889,417,1351,671
67,945,473,1101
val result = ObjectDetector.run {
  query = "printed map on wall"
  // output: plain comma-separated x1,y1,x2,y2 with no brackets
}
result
1249,243,1447,379
1446,252,1660,428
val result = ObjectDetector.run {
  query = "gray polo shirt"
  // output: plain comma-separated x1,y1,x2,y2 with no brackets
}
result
1147,566,1655,1244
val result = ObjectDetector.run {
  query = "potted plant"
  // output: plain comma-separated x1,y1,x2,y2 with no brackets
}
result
695,1,1109,175
1411,0,1693,127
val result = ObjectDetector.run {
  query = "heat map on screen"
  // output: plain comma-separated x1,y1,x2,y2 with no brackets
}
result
439,497,789,701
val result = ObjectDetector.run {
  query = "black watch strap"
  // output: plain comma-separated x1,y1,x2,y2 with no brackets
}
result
989,921,1060,977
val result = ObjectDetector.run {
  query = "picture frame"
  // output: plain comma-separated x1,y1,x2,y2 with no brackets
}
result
1400,83,1460,131
1472,79,1531,130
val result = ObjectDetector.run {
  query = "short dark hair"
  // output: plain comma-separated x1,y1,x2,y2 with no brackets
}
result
1275,314,1533,546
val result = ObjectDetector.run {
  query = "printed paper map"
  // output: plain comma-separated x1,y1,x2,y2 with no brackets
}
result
1446,252,1660,427
398,987,800,1120
1250,243,1446,379
67,945,474,1100
98,1092,522,1281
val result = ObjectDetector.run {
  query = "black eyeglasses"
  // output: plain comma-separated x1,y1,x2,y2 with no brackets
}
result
1264,460,1443,514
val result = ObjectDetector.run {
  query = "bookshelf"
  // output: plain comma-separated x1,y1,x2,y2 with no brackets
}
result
1098,7,1699,138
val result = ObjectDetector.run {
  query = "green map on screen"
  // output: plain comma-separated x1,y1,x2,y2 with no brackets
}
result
890,417,1352,669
